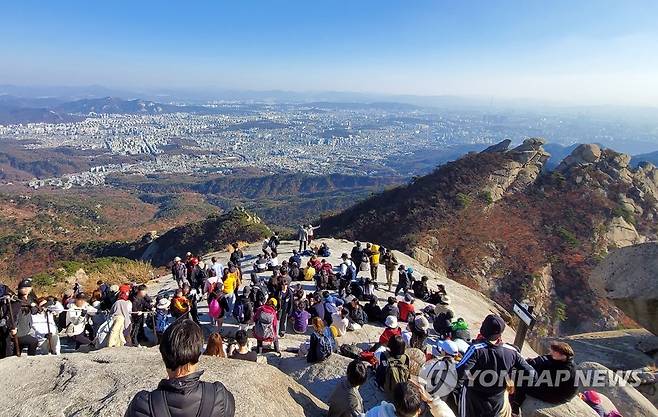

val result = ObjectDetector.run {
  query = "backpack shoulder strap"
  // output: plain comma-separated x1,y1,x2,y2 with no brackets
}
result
149,390,172,417
197,382,217,417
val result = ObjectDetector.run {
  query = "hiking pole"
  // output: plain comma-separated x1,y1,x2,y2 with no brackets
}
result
45,309,54,354
6,297,21,357
150,310,159,345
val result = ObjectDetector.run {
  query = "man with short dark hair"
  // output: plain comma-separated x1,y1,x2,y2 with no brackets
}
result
227,330,257,362
327,359,368,417
130,284,151,346
125,319,235,417
455,314,535,417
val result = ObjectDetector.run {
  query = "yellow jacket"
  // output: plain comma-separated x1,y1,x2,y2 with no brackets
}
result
370,244,380,264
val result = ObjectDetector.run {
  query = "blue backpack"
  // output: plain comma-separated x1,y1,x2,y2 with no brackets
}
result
154,311,170,334
233,300,246,323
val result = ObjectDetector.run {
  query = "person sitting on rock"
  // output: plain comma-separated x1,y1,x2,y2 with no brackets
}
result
254,254,268,273
227,329,257,362
345,297,368,330
124,318,235,417
290,300,311,334
375,335,411,399
510,342,578,414
365,382,425,417
398,293,416,322
327,359,368,417
204,332,226,358
307,316,335,363
318,242,331,257
402,314,430,352
578,390,622,417
433,309,454,340
381,297,400,322
412,275,430,301
378,315,402,349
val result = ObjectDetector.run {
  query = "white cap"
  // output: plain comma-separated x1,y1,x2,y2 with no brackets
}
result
174,256,182,262
432,339,459,357
157,298,171,309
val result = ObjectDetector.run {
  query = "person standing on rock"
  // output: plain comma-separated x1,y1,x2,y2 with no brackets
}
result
229,243,243,272
171,257,188,289
366,243,381,283
381,248,398,292
455,314,536,417
124,318,235,417
306,224,320,247
327,359,368,417
394,265,412,296
297,225,308,252
350,242,369,278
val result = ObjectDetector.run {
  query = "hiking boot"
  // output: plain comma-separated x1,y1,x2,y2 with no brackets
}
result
278,332,285,338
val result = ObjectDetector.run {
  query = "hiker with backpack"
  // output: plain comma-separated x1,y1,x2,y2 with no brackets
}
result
66,292,98,351
375,335,411,399
232,288,254,331
275,282,294,337
307,316,335,363
327,359,368,417
253,298,280,354
402,314,431,352
124,318,235,417
191,261,208,294
248,274,268,310
229,243,243,271
170,289,190,319
207,291,229,332
204,267,223,296
182,284,200,325
130,284,152,346
339,253,357,297
154,298,171,342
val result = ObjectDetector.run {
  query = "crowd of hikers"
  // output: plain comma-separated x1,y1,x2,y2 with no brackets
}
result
0,236,627,417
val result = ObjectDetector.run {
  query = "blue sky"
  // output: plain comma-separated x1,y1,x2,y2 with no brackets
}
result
1,1,657,105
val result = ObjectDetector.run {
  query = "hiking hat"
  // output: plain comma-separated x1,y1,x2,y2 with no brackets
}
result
480,314,506,339
174,256,182,262
157,298,171,310
384,315,398,328
268,297,278,307
110,284,119,293
18,279,33,289
92,300,101,309
582,390,602,405
404,293,415,303
414,315,430,332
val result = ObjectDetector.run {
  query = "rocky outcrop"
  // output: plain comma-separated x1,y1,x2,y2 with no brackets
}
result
0,348,327,417
591,243,658,335
481,139,511,153
604,216,643,248
482,137,550,202
521,395,598,417
578,361,658,417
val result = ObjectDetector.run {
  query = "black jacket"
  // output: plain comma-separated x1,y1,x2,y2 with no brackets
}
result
523,355,577,404
456,342,535,417
124,371,235,417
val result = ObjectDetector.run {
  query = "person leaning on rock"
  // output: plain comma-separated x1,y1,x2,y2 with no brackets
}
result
124,318,235,417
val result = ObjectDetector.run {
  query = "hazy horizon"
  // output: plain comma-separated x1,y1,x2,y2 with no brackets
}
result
2,1,658,106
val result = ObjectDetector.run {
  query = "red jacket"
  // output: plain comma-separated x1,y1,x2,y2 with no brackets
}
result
379,327,401,346
398,301,415,322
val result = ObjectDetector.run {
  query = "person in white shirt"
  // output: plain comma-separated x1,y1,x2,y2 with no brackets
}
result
332,307,350,337
66,293,98,349
30,298,61,354
211,257,224,278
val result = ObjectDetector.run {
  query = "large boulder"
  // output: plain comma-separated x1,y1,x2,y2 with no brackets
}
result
578,361,658,417
0,348,327,417
521,395,598,417
590,242,658,335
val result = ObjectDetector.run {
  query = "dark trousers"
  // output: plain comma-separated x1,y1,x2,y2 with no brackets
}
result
257,339,280,353
130,315,147,345
17,334,39,356
394,283,408,296
299,240,307,252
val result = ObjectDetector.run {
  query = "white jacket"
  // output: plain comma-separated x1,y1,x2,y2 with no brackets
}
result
65,303,97,336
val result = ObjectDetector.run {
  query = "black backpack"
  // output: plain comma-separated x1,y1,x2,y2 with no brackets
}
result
149,383,217,417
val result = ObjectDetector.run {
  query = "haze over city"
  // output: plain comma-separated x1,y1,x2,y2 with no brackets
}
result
2,0,658,106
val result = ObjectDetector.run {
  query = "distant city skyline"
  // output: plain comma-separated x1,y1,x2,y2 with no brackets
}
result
2,1,658,106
